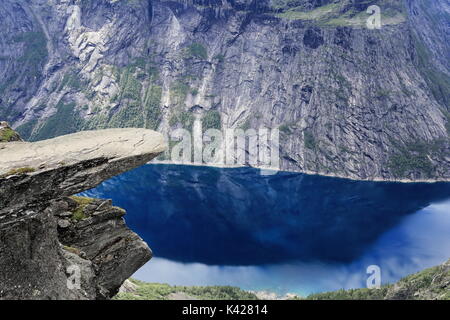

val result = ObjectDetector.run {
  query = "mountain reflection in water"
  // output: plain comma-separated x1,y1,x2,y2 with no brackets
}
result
82,164,450,295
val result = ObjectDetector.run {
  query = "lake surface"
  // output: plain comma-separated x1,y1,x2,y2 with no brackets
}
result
82,164,450,296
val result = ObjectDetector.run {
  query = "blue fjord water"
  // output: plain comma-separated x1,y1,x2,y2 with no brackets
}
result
82,164,450,296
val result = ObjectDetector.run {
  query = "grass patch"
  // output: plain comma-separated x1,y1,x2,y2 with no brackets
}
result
31,101,83,141
0,127,20,142
203,110,221,131
1,167,36,178
279,124,293,135
274,0,405,27
303,261,450,300
15,120,37,140
143,85,162,130
305,287,391,300
70,196,95,222
13,31,48,79
114,280,258,300
387,140,445,178
59,71,83,91
184,43,208,60
169,111,194,131
304,130,317,150
170,80,190,102
62,245,81,256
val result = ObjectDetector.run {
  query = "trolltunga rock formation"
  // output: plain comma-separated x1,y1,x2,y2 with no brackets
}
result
0,128,166,299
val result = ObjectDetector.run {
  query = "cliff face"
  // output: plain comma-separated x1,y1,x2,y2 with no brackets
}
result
0,0,448,181
0,127,165,299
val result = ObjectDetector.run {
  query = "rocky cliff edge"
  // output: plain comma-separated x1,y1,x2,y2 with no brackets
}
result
0,126,166,299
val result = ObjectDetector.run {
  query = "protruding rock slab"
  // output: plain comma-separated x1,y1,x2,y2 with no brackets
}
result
0,128,165,176
0,128,165,300
0,128,165,221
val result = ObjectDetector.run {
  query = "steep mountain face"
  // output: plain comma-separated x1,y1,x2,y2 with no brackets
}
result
0,0,448,181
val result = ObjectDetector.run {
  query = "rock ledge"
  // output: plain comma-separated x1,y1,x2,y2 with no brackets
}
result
0,128,166,299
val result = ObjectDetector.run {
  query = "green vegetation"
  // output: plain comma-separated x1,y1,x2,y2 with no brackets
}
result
170,80,190,102
279,124,293,135
31,101,83,141
375,89,392,100
304,130,317,150
304,261,450,300
239,118,251,131
62,246,81,256
0,31,47,104
143,85,163,130
118,66,143,101
1,167,35,178
59,71,83,91
13,31,48,79
213,54,225,63
103,57,162,130
274,0,405,27
169,110,194,131
15,120,37,140
413,34,450,108
387,140,444,178
276,2,340,21
114,280,258,300
109,103,145,128
305,287,390,300
0,127,18,142
115,259,449,300
185,43,208,60
70,196,94,222
202,110,221,131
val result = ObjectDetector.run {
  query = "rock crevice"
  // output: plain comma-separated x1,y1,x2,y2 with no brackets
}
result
0,127,166,299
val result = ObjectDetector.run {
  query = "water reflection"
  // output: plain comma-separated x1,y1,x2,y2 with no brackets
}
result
129,200,450,295
83,164,450,266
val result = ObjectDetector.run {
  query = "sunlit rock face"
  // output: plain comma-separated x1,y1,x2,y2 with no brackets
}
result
0,0,448,181
0,128,165,300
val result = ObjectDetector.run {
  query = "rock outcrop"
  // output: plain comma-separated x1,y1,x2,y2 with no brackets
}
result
0,121,22,142
0,126,166,299
0,0,448,181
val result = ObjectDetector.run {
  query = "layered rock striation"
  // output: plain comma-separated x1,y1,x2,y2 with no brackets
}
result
0,126,165,299
0,0,448,181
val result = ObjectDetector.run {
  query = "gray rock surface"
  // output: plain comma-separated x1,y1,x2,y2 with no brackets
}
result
0,0,448,181
0,128,165,299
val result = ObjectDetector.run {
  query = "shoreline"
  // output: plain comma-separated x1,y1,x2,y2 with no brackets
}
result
149,160,450,184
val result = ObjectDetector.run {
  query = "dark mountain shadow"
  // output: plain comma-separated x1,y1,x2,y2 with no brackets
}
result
83,164,450,266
